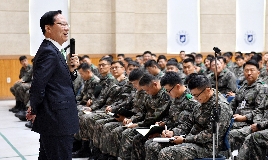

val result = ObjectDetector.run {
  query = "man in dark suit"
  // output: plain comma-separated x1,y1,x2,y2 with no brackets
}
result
26,10,79,160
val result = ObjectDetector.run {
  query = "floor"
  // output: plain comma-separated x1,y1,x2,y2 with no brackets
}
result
0,100,87,160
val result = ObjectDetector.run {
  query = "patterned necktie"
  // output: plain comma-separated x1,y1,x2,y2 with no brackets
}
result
61,49,66,60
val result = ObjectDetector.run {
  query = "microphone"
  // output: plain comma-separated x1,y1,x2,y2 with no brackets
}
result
70,38,75,57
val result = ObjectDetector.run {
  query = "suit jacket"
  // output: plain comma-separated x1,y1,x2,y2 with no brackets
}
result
30,39,79,136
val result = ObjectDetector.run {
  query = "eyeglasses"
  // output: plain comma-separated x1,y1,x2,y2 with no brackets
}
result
167,85,176,93
110,66,123,70
193,88,206,98
55,22,70,28
98,63,109,67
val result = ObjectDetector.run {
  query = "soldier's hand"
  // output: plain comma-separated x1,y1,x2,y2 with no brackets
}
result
172,136,184,144
86,99,92,106
233,114,247,122
115,115,125,122
26,106,36,122
161,130,173,138
67,53,79,71
226,91,235,97
123,118,132,125
105,106,112,113
251,123,259,132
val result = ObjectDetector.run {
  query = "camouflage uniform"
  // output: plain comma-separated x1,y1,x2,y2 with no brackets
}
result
108,90,148,157
90,63,100,78
204,68,213,77
119,87,171,160
226,61,235,72
73,72,84,102
10,64,33,100
145,89,200,160
196,63,206,74
237,120,268,160
207,68,237,94
229,82,268,151
233,65,244,82
158,90,233,160
92,78,133,148
78,73,117,140
258,66,267,81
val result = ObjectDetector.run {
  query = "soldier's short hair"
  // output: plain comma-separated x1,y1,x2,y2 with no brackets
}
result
196,54,203,58
77,63,91,71
117,54,125,58
223,52,233,58
251,54,262,63
187,73,211,90
124,57,133,63
144,60,160,69
139,73,158,86
128,61,140,68
157,55,167,62
185,54,195,62
81,55,90,60
160,71,182,86
243,59,259,70
235,55,244,61
99,57,112,65
111,61,124,67
167,58,178,63
19,55,27,61
183,58,195,65
166,60,179,69
129,68,144,81
143,51,152,56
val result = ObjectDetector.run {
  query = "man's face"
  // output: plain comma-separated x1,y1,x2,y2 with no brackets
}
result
146,66,157,75
210,60,224,74
244,64,260,85
136,57,143,64
126,65,137,76
20,59,28,68
98,60,111,75
143,54,152,63
179,52,186,60
141,82,159,96
158,59,167,69
110,62,125,78
223,56,231,63
117,56,124,61
195,57,203,65
183,62,195,76
166,65,179,72
235,58,245,67
191,87,210,104
164,84,177,98
47,14,69,45
82,57,92,65
244,55,250,62
78,69,90,81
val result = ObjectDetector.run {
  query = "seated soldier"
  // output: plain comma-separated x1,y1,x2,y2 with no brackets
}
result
119,73,171,160
236,118,268,159
195,53,206,72
117,53,125,62
72,57,117,158
80,55,99,77
9,56,33,113
233,55,245,83
228,60,268,151
157,55,167,73
182,58,198,77
208,57,237,95
251,53,267,81
223,52,235,72
166,60,186,83
158,73,232,160
144,59,165,79
203,55,214,76
137,72,200,160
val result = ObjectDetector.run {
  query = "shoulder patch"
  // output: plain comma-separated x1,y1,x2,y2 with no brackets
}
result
186,94,192,100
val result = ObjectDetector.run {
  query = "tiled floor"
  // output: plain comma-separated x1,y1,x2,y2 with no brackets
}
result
0,100,87,160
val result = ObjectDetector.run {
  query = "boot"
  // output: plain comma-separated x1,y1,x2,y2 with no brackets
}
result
15,110,27,121
25,121,33,128
9,101,21,113
72,138,82,152
72,140,91,158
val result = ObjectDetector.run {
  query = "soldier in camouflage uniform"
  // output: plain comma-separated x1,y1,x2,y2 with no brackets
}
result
144,72,200,160
158,73,232,160
166,60,186,83
73,72,84,102
195,54,206,73
223,52,235,73
81,55,100,77
233,56,245,83
208,58,237,94
73,57,117,158
229,60,268,151
9,56,33,112
237,120,268,160
119,73,171,160
144,59,165,79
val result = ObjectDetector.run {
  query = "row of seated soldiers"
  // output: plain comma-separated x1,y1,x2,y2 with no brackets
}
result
70,55,268,160
8,51,268,159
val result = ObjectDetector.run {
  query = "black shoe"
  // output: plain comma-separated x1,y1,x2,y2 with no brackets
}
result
72,140,91,158
9,101,21,113
88,147,101,160
72,138,82,152
25,121,33,128
15,111,27,121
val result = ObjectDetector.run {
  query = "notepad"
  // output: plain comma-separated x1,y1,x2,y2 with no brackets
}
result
153,137,175,142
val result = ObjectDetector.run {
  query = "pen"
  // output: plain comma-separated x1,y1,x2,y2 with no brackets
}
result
165,125,167,134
